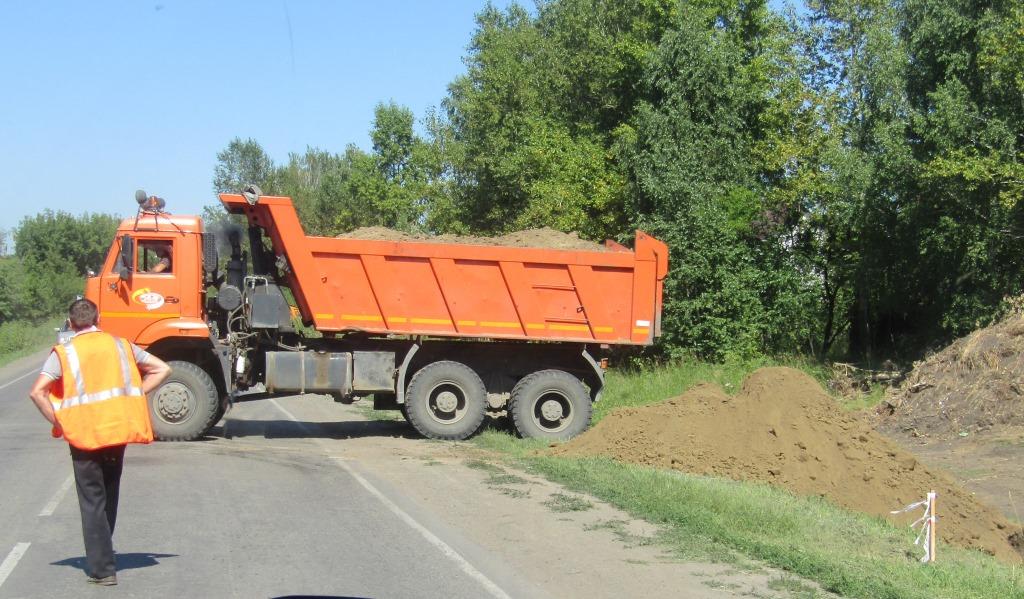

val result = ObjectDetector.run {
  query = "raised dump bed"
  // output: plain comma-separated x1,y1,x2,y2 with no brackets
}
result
220,194,668,346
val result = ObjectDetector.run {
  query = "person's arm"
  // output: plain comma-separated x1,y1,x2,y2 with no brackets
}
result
138,354,172,394
149,258,169,273
28,374,60,431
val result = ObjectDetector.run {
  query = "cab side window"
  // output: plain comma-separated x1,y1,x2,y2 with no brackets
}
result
137,240,173,274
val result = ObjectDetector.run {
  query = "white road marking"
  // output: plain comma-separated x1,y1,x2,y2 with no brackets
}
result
330,457,514,599
268,398,513,599
0,369,38,392
0,543,30,590
38,474,74,517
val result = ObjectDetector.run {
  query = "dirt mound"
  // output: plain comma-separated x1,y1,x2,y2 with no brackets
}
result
337,226,609,251
553,367,1022,562
878,314,1024,441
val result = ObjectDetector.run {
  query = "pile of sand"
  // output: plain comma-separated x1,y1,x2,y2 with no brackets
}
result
553,367,1022,562
337,226,609,252
878,314,1024,441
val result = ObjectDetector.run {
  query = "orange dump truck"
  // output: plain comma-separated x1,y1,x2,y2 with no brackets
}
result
83,189,668,441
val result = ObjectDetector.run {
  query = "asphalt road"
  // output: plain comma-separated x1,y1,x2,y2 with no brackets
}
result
0,351,543,599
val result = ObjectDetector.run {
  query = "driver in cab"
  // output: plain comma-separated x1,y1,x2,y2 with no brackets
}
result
144,242,172,273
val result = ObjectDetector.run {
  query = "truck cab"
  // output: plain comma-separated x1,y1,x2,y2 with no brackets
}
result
92,215,206,342
85,195,230,441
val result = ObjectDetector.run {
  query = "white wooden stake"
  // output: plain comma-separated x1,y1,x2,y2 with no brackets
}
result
927,491,937,563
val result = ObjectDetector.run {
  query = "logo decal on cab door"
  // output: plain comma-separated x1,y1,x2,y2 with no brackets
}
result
131,288,165,311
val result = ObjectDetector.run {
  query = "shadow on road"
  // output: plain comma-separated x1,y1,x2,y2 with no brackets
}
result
51,552,178,572
271,596,372,599
207,406,521,441
211,417,418,441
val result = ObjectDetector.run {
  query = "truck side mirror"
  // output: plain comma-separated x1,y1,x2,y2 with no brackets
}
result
116,235,134,279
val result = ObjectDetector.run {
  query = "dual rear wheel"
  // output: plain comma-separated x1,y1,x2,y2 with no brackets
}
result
404,361,591,441
508,369,591,440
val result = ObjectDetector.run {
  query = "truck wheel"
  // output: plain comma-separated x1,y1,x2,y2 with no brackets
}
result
214,400,227,425
405,361,487,440
509,370,591,440
149,360,220,441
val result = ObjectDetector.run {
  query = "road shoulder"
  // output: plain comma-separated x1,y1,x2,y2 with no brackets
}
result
315,401,830,599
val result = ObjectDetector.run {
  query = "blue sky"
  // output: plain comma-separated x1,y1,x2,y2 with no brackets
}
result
0,1,511,241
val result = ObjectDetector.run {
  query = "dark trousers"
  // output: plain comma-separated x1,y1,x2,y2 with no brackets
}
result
70,444,126,578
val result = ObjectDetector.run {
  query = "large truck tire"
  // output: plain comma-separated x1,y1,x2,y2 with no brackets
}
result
149,360,220,441
405,361,487,440
509,369,591,440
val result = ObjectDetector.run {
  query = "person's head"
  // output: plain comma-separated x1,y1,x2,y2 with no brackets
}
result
153,242,171,258
68,298,99,331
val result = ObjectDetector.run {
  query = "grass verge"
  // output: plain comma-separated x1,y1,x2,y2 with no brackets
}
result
515,453,1022,599
0,316,62,368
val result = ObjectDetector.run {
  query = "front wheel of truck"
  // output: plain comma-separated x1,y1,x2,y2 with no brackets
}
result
149,360,220,441
405,361,487,440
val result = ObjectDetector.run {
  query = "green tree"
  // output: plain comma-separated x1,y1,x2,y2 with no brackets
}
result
274,147,358,234
7,211,119,319
0,257,28,322
444,3,632,239
302,146,372,235
440,0,829,358
899,0,1024,341
797,0,914,359
210,104,455,237
794,0,1024,360
213,137,276,194
623,2,821,359
14,211,120,277
361,102,431,230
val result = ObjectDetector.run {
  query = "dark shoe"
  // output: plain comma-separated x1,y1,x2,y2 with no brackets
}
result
86,574,117,586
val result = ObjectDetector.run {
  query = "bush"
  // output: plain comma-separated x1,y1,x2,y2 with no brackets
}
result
0,317,62,366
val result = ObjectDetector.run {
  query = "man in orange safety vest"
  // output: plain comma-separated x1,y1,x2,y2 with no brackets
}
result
28,299,170,586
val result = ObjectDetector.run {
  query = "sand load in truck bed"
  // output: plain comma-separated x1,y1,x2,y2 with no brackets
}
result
338,226,610,252
553,367,1023,562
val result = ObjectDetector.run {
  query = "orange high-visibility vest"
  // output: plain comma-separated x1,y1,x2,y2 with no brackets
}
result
49,331,153,449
